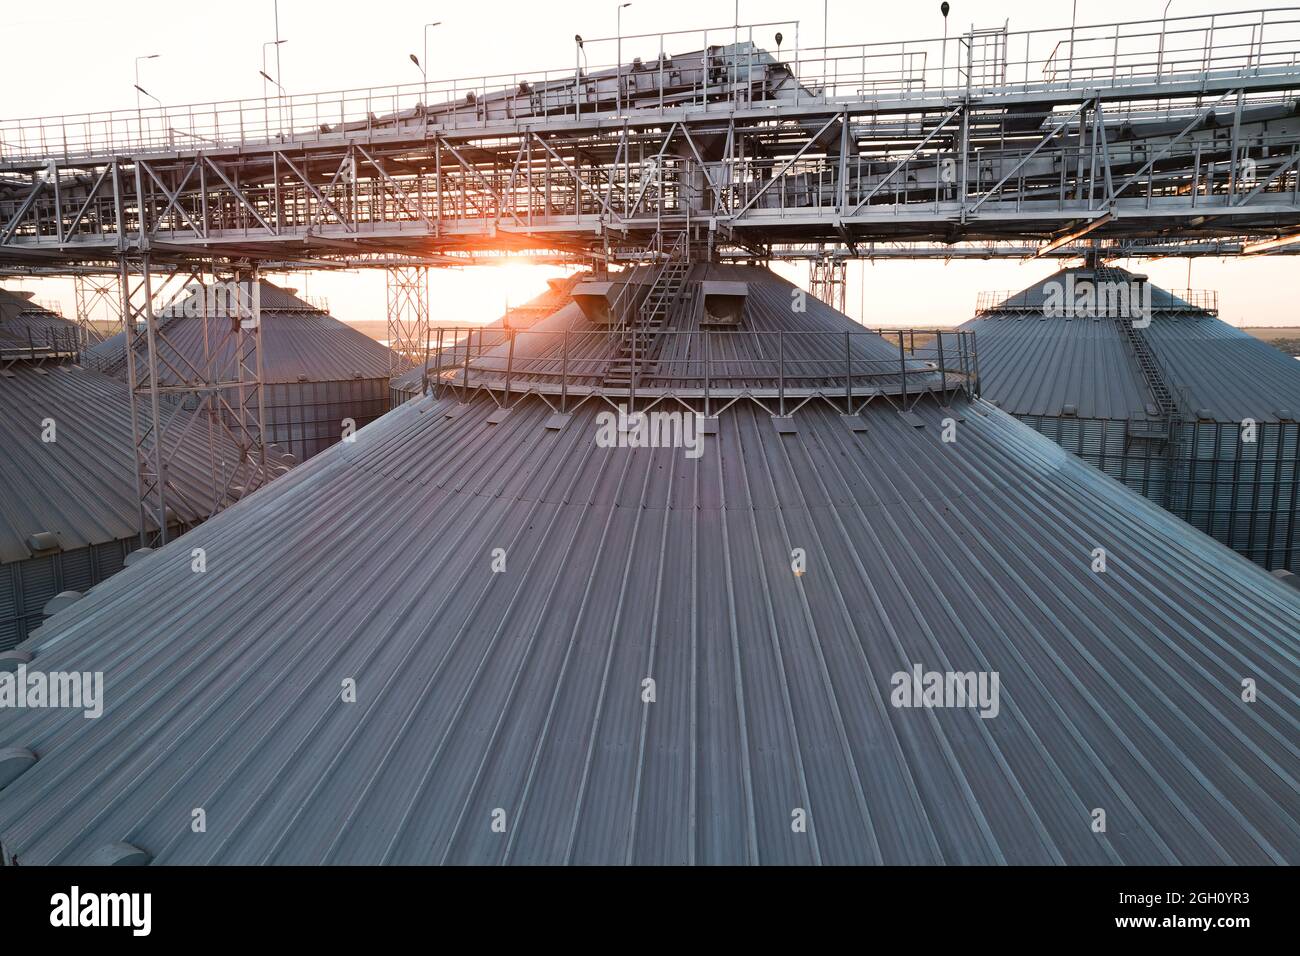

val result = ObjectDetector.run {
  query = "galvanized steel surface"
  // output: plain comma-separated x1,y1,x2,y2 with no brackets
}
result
0,289,77,351
0,362,261,565
964,268,1300,423
1,388,1297,865
391,274,587,402
88,282,393,385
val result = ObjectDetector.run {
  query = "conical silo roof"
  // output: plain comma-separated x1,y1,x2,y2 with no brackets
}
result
391,273,588,401
87,280,395,385
0,361,290,566
1,265,1297,866
963,266,1300,422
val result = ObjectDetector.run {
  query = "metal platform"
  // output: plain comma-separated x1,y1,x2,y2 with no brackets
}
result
5,8,1300,268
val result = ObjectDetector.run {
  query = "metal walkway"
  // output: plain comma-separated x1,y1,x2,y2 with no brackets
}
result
5,7,1300,268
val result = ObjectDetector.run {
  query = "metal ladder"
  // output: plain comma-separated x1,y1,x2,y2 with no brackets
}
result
1116,316,1179,426
603,232,690,388
1115,313,1188,508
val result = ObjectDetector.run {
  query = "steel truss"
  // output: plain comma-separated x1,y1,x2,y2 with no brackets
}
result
5,7,1300,544
385,265,428,376
72,274,118,348
808,257,847,312
117,256,274,546
6,10,1300,267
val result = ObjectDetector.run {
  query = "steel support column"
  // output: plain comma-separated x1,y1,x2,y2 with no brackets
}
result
809,257,847,312
386,265,429,376
117,256,274,546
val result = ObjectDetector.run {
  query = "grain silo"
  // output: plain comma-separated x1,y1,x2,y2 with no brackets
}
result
0,349,287,651
1,263,1296,865
89,280,394,462
962,266,1300,572
390,273,588,408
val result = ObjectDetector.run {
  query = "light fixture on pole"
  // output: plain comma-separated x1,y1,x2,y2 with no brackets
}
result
134,54,160,128
940,3,950,90
1158,1,1175,77
417,22,442,102
259,69,284,136
823,0,829,89
262,39,287,101
574,35,587,116
616,3,632,112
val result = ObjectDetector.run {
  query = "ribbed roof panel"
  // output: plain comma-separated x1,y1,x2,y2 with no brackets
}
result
963,267,1300,422
89,282,393,384
0,362,287,563
2,389,1296,865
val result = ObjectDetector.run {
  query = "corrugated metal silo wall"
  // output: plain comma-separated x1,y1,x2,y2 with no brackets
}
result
1017,415,1170,506
0,538,135,650
1171,420,1300,572
222,377,389,462
1015,414,1299,572
389,381,418,410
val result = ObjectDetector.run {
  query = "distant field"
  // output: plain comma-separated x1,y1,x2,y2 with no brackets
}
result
1243,328,1300,356
344,319,477,343
343,320,387,341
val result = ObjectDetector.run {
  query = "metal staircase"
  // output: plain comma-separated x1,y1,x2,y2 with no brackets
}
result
1116,316,1180,435
603,232,690,389
1114,311,1188,509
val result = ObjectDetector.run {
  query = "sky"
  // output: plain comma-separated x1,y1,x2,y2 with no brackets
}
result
2,0,1296,328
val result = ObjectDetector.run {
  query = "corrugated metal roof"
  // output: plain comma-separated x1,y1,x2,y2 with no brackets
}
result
434,265,930,395
963,267,1300,422
0,289,78,352
963,312,1154,418
394,266,922,400
391,273,589,396
1146,317,1300,422
0,362,287,564
2,386,1297,864
88,281,394,385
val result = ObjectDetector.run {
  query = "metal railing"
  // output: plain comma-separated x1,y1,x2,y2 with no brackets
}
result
412,326,978,416
0,327,81,366
3,8,1299,165
975,286,1220,314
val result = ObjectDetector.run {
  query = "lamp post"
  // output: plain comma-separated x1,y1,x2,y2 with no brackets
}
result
262,38,287,134
1157,0,1175,78
259,69,284,137
575,35,587,117
940,3,950,91
262,39,287,101
420,22,442,103
823,0,829,90
134,54,159,138
617,3,632,112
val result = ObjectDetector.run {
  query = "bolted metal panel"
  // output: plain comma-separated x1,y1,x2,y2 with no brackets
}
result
0,538,137,652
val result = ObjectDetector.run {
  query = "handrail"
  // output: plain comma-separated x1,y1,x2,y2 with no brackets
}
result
975,286,1220,314
3,8,1299,164
409,326,979,416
